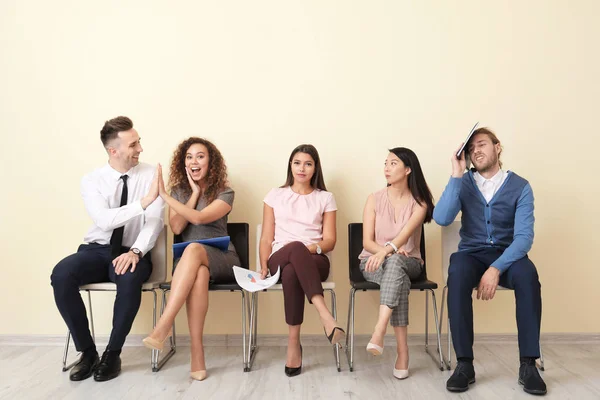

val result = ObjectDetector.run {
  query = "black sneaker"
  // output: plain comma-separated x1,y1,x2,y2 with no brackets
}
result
519,359,547,395
446,361,476,392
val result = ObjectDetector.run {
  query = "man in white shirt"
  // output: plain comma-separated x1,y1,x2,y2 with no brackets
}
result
51,116,164,382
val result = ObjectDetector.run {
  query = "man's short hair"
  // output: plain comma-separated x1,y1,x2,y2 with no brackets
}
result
100,116,133,147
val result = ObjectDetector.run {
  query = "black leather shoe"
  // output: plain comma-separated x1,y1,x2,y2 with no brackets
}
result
284,345,302,377
93,350,121,382
446,361,476,392
69,351,99,381
519,359,547,395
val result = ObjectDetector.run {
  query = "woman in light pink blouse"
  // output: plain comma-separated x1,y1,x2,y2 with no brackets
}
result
259,144,344,377
359,147,434,379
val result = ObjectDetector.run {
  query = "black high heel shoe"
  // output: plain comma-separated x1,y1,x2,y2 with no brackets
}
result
284,345,302,377
325,326,346,345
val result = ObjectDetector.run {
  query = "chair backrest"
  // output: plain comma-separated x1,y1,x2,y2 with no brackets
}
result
147,225,168,284
227,222,249,270
255,224,334,281
173,222,250,270
348,223,365,283
255,224,261,272
441,220,461,283
347,222,428,284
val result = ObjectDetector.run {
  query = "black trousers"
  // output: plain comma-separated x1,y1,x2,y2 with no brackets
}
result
447,247,542,359
51,243,152,352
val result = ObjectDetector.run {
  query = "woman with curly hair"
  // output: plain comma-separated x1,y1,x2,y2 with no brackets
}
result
142,137,240,381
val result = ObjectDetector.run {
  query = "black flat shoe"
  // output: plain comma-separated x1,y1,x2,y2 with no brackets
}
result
284,345,302,377
324,326,346,345
69,351,99,381
93,350,121,382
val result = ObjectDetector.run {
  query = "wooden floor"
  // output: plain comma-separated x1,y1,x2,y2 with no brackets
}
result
1,342,599,399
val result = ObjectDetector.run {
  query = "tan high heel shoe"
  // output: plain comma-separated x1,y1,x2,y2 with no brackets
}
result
142,329,172,351
190,370,207,381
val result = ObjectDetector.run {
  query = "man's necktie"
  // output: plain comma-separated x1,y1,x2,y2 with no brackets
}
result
110,175,129,258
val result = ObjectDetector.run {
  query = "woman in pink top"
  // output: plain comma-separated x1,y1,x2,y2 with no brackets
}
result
260,144,344,377
359,147,434,379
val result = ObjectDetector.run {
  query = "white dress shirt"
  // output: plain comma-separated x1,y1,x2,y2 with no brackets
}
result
81,162,164,256
473,169,509,203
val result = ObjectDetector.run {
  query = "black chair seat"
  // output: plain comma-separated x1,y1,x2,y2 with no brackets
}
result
350,279,438,291
349,281,380,290
208,282,242,291
160,281,242,291
410,279,438,290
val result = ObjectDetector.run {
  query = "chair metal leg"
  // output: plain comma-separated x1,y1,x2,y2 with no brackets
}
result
62,330,78,371
86,290,95,342
152,289,176,372
538,342,545,371
424,289,429,351
439,285,452,370
241,290,248,372
344,288,356,372
425,289,445,371
252,292,258,347
246,292,258,371
63,289,94,372
344,288,351,357
327,289,341,372
150,289,159,370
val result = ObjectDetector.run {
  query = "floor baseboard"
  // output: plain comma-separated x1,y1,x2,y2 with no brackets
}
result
0,333,597,347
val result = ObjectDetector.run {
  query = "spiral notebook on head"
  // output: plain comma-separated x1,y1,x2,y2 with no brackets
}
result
172,236,230,258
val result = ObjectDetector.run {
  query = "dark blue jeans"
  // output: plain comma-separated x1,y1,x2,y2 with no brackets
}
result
51,243,152,351
447,247,542,359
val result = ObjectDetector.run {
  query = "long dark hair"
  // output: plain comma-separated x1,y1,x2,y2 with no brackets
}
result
388,147,434,223
281,144,327,191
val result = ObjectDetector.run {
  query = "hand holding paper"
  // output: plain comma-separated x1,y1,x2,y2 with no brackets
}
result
233,266,281,292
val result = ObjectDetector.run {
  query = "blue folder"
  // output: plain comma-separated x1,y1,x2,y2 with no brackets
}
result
172,236,230,258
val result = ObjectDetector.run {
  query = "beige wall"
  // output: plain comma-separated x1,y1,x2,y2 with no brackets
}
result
1,1,599,337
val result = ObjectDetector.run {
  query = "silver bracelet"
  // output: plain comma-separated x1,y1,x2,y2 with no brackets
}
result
384,241,398,252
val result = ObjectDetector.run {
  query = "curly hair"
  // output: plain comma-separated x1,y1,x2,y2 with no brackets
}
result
168,137,228,203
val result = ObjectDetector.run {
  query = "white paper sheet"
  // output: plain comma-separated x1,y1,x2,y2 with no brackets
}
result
233,266,281,292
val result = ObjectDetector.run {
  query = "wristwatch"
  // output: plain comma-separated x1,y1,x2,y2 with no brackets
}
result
316,245,322,255
131,248,142,258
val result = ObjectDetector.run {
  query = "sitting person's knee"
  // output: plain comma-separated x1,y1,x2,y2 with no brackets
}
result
511,260,540,286
116,265,151,286
184,243,206,256
50,261,73,286
448,260,469,278
386,253,405,264
286,241,308,253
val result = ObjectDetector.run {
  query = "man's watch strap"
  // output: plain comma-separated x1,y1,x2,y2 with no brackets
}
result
131,248,143,258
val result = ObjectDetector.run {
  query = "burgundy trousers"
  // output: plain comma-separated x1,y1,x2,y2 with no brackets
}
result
268,241,329,325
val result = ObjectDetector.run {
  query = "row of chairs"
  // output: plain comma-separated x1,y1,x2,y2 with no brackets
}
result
62,221,543,375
